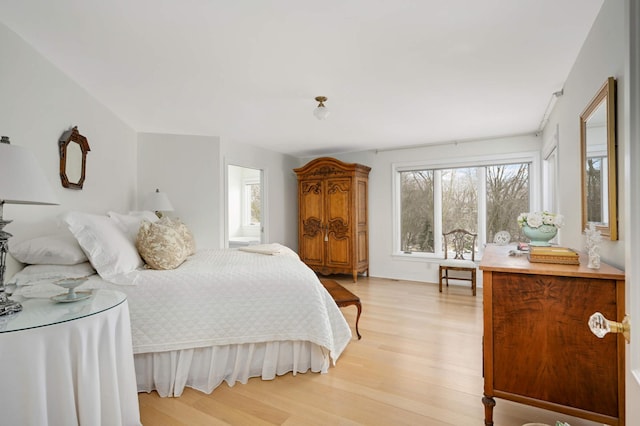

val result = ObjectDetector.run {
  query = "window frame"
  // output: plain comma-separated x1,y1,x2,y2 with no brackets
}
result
392,151,541,260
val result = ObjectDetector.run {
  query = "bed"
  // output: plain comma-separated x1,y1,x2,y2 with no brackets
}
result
8,211,353,397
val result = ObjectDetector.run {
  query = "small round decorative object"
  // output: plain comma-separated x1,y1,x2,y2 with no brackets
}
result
53,276,89,302
493,230,511,245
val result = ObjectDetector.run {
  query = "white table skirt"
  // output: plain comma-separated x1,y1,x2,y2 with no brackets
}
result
0,297,141,426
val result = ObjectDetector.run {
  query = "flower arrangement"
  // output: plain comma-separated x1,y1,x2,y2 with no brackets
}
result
517,211,564,229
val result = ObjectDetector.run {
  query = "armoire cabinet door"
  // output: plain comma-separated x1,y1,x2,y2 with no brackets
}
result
299,179,325,267
325,177,352,269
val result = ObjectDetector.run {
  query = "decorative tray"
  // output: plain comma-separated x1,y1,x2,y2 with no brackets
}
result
528,246,580,265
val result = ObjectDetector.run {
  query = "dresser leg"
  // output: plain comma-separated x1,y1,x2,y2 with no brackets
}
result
482,395,495,426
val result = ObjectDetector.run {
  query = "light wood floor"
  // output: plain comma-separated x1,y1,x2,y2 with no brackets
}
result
138,276,603,426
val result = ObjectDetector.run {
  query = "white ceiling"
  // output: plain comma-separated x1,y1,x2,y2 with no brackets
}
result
0,0,604,157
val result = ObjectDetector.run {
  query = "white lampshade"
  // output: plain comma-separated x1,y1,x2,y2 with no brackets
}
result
143,189,174,212
0,140,58,206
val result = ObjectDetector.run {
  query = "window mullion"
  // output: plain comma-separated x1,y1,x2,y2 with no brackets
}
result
477,167,487,254
434,170,443,255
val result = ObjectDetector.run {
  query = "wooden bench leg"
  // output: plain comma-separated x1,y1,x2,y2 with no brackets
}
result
354,301,362,340
321,279,362,340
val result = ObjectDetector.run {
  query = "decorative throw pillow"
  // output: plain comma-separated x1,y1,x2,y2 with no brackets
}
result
9,233,88,265
63,211,142,284
136,220,189,270
158,217,197,255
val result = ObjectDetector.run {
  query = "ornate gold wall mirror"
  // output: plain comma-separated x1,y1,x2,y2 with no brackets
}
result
59,126,90,190
580,77,617,240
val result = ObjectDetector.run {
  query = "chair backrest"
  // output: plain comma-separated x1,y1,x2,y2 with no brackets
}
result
443,229,477,261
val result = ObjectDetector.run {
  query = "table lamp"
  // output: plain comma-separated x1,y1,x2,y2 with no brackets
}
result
143,188,174,218
0,136,59,315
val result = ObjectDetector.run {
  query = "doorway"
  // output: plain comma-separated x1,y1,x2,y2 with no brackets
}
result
227,164,264,248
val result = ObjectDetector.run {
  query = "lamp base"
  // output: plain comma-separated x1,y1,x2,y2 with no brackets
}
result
0,211,21,316
0,294,22,316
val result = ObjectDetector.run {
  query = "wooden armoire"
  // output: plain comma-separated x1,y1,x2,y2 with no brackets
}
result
294,157,370,282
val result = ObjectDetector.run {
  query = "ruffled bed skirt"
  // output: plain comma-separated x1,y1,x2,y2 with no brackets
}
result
134,341,330,397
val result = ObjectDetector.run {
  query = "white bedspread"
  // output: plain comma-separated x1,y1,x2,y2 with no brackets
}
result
16,247,352,364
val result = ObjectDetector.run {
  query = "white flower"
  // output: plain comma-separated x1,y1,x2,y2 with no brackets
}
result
518,211,563,229
527,212,544,228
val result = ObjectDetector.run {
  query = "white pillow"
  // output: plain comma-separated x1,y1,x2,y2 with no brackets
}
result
108,211,158,244
63,211,142,284
9,233,88,265
128,210,159,222
8,262,96,286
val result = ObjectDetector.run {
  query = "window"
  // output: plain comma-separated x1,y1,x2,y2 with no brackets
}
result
485,163,530,243
243,180,261,227
442,167,479,236
400,170,434,252
395,154,536,256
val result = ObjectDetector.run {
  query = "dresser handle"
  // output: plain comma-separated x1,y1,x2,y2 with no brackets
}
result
588,312,630,343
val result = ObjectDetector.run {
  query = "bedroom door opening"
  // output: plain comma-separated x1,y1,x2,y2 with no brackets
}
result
227,165,264,248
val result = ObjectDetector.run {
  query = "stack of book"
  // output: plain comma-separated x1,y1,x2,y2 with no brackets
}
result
527,246,580,265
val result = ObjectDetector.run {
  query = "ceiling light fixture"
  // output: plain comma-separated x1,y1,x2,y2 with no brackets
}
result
313,96,330,120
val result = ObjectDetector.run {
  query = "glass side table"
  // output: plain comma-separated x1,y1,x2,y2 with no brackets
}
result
0,288,126,333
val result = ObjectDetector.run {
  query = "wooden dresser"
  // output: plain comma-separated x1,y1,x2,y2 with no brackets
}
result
294,157,370,282
480,244,625,426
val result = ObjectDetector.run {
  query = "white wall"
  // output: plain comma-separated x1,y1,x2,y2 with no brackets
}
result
543,0,626,269
137,133,221,249
137,134,299,250
227,165,243,239
1,22,138,278
221,138,299,249
306,134,541,283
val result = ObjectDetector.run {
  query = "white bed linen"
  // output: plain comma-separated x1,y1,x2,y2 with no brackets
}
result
14,246,353,396
135,340,328,397
90,248,351,356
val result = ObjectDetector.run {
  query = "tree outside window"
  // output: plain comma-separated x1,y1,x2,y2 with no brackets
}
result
400,170,434,253
244,182,261,226
398,161,530,254
486,163,530,242
441,167,478,235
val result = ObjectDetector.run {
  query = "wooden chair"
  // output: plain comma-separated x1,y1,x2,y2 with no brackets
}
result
439,229,477,296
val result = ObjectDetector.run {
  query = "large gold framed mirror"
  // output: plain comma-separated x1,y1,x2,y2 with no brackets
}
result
59,126,90,190
580,77,617,240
